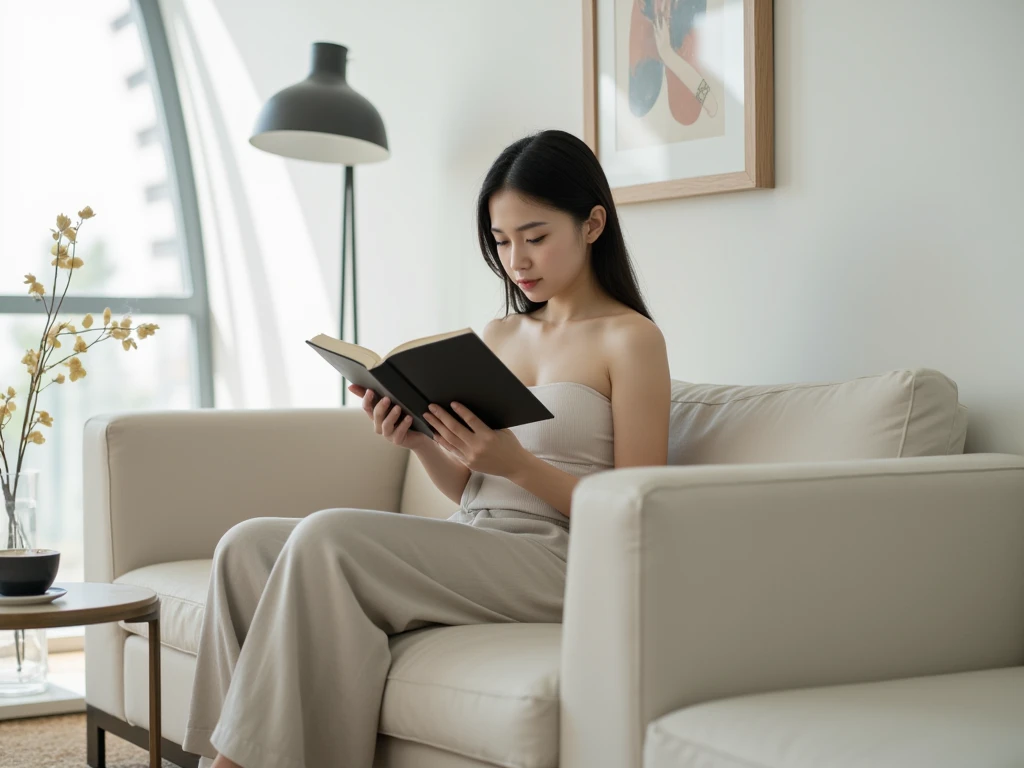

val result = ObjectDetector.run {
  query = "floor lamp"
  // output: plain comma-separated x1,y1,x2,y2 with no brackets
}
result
249,41,389,404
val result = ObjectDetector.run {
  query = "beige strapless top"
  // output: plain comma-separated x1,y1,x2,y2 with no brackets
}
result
459,382,614,528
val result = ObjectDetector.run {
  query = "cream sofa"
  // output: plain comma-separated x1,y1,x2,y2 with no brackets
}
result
82,368,1024,768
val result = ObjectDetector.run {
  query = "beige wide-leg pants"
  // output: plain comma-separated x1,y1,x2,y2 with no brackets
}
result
181,507,568,768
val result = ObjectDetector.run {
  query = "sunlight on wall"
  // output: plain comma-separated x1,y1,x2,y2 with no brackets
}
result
161,0,335,408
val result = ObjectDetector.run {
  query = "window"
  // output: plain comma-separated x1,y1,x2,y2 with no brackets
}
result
0,1,213,593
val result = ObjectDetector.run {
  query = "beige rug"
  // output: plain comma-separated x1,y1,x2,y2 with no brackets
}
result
0,712,178,767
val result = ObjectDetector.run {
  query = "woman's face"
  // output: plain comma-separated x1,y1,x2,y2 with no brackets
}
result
488,189,595,303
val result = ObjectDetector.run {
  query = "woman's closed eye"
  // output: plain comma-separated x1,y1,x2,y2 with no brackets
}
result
494,235,547,247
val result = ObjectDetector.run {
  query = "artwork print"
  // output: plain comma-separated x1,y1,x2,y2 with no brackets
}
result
617,0,725,150
584,0,774,203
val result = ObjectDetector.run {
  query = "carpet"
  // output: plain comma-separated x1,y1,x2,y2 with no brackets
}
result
0,712,178,767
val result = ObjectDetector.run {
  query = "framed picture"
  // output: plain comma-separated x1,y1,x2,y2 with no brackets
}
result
583,0,774,204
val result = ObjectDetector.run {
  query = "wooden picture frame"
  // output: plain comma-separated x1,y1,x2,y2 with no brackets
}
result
583,0,774,204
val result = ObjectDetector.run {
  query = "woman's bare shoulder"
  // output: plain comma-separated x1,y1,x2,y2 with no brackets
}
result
598,311,667,381
601,310,665,350
481,314,523,349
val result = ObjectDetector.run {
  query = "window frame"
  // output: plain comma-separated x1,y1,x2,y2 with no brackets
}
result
0,1,214,658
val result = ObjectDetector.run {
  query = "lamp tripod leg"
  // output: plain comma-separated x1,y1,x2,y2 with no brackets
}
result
340,165,356,406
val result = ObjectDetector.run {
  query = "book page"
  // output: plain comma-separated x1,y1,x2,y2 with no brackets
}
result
383,328,473,361
307,334,380,369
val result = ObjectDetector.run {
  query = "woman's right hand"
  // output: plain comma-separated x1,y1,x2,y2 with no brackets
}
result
348,384,433,451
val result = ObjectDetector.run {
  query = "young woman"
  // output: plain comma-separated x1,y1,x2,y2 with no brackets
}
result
182,128,671,768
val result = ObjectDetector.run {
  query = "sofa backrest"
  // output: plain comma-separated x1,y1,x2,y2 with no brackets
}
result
399,368,968,516
400,451,460,518
669,368,967,465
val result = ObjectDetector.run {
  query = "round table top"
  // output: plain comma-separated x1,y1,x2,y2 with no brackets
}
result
0,581,159,630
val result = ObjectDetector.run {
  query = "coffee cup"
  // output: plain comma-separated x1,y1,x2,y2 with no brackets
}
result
0,548,61,596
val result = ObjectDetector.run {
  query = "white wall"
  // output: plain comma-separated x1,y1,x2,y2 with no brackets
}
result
167,0,1024,455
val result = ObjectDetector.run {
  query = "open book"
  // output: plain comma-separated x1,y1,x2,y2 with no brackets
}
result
306,328,554,436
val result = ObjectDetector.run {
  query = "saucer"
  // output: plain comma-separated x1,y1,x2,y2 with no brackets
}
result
0,587,67,606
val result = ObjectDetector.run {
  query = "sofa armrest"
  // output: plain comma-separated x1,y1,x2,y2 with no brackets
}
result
84,408,409,581
559,453,1024,768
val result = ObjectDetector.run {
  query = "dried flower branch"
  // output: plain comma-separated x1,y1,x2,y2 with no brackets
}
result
2,206,160,545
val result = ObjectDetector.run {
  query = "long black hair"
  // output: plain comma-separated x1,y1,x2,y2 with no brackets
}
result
476,129,652,320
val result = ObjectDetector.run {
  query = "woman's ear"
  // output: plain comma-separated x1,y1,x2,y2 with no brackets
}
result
584,205,607,244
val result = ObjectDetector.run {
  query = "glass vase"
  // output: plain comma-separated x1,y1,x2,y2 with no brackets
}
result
0,470,49,696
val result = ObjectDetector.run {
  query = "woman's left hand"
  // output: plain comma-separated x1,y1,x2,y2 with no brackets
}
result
423,402,528,478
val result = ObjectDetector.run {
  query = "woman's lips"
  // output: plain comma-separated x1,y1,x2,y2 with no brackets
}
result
517,279,540,291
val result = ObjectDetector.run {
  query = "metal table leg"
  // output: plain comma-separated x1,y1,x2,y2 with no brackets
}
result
148,617,162,768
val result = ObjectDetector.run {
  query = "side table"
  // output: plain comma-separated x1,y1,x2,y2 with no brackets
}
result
0,581,161,768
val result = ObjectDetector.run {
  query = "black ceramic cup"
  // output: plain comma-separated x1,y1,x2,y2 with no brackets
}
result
0,549,61,596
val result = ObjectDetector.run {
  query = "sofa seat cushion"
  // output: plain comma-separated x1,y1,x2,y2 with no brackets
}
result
115,559,212,655
381,623,561,768
644,667,1024,768
114,560,560,768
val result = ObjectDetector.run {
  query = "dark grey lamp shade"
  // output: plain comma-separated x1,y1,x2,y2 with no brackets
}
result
249,42,389,164
249,41,386,406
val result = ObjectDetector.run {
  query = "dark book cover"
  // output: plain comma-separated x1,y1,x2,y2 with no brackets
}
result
306,342,434,435
386,333,554,431
306,332,554,436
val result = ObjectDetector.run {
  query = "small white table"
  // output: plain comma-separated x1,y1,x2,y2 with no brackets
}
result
0,582,162,768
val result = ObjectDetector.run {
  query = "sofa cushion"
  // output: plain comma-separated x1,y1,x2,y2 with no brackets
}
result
115,559,211,655
381,623,561,768
644,667,1024,768
115,559,560,768
669,368,967,465
123,635,198,744
400,452,459,519
398,368,967,511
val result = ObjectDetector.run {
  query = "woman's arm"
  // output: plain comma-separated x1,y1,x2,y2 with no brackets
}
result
426,404,582,518
506,453,581,518
453,318,671,518
422,317,670,516
348,383,471,503
409,439,472,504
606,319,671,469
411,317,508,505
